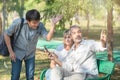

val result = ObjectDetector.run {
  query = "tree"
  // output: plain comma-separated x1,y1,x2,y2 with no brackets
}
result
95,0,114,61
0,2,2,34
43,0,81,30
2,0,7,31
114,0,120,6
82,0,107,38
106,0,120,61
80,0,92,38
107,4,113,61
6,0,25,18
105,0,114,61
0,13,2,35
0,0,25,31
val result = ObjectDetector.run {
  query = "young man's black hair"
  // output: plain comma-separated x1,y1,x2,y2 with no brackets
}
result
26,9,40,21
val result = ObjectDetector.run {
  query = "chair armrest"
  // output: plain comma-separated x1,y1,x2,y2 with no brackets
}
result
40,68,48,80
86,74,110,80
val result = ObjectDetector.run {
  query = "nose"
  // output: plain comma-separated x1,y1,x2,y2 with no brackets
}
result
75,33,78,36
65,39,68,42
35,23,39,27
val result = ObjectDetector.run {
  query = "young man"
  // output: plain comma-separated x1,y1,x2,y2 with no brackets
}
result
4,9,62,80
49,25,106,80
45,29,74,80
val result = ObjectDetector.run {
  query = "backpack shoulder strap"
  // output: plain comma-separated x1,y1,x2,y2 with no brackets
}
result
14,18,24,43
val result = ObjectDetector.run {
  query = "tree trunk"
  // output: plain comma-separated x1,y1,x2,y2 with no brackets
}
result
20,0,24,18
107,6,113,61
0,13,2,35
85,10,90,39
2,0,7,31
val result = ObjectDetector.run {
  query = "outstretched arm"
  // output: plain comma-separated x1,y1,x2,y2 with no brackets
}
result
46,15,62,41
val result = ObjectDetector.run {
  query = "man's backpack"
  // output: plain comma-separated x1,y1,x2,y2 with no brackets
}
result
0,18,24,56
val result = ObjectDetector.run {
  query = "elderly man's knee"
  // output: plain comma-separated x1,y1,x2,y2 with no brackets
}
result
50,67,63,80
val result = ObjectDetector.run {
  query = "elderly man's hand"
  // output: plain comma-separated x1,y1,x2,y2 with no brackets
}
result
100,30,106,47
46,52,58,60
100,30,106,42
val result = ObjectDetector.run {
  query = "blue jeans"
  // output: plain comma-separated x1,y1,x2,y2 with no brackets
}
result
11,56,35,80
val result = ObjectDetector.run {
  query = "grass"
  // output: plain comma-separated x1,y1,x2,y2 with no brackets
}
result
1,50,120,80
0,50,50,80
0,20,120,80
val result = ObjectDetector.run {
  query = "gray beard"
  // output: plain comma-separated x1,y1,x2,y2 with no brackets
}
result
74,39,82,43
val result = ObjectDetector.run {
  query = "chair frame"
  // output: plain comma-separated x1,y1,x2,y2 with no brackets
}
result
40,68,48,80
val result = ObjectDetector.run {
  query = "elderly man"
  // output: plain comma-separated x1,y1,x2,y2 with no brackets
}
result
49,25,106,80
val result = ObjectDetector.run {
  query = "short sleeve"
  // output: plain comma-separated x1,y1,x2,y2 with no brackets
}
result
39,22,48,39
5,18,21,36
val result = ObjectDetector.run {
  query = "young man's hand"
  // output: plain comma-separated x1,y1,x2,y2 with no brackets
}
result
52,15,62,26
10,52,16,62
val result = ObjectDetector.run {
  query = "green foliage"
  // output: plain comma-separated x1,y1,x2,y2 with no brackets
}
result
1,0,24,17
45,0,54,5
0,0,120,30
103,0,113,11
24,0,43,10
42,0,112,29
0,2,2,11
43,0,81,30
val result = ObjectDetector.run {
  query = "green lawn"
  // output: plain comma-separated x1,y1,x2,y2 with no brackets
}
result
1,50,120,80
0,50,50,80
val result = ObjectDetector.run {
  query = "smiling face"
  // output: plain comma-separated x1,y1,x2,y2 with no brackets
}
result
27,20,40,29
70,25,82,44
26,9,40,29
64,34,73,46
